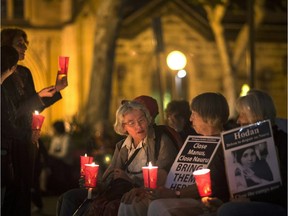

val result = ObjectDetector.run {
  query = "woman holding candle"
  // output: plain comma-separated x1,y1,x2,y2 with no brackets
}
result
57,101,178,216
118,92,230,216
217,90,287,216
1,28,67,216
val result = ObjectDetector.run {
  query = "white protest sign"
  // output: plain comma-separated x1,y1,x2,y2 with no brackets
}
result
165,136,220,190
221,120,282,198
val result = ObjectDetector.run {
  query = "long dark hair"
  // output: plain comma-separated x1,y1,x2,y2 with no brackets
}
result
1,28,29,46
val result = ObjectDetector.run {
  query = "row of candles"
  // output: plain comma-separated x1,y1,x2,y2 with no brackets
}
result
81,154,212,197
80,154,159,189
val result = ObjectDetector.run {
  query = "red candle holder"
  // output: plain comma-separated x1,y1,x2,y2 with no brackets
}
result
80,154,93,176
193,168,212,197
32,111,45,130
84,163,99,188
142,162,158,189
58,56,69,75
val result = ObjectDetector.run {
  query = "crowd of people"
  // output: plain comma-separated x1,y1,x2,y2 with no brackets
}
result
55,91,286,216
1,28,287,216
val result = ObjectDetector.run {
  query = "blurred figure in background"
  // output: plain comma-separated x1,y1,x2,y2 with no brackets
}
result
165,99,198,142
48,120,73,165
40,120,74,195
31,138,49,213
86,120,118,176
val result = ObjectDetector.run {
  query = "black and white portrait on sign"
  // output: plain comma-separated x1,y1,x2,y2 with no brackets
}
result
233,142,273,190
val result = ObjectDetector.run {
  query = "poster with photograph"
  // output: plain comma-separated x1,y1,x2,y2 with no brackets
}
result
221,120,282,198
165,136,220,190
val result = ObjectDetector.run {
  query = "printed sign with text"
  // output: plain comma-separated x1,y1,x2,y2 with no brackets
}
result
165,136,220,190
221,120,282,198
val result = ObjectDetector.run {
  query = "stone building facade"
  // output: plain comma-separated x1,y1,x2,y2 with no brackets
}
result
1,0,286,133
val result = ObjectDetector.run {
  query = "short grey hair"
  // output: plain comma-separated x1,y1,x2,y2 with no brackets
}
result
114,101,152,135
236,89,276,125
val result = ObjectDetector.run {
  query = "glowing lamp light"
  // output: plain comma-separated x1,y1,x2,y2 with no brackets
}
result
104,155,111,164
177,69,187,78
240,84,250,96
166,51,187,70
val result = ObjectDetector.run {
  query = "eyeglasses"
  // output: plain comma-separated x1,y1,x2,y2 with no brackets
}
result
123,116,147,128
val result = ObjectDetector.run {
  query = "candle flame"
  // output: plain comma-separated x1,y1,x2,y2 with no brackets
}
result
84,153,87,157
148,161,153,167
34,110,39,115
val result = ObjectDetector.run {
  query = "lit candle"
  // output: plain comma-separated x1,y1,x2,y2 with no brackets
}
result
32,111,45,130
58,56,69,75
142,162,158,189
84,162,99,188
192,168,212,197
80,154,93,176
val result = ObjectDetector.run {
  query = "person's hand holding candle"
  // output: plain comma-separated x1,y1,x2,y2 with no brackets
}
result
38,86,56,97
55,73,68,91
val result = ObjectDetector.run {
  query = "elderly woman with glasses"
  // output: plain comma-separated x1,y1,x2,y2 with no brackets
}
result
57,100,178,216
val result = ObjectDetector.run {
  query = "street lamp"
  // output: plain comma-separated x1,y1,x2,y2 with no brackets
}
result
177,69,187,78
166,51,187,70
166,51,187,99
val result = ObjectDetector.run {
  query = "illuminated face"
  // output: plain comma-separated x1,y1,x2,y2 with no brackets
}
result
237,111,250,126
123,109,148,144
190,111,209,135
12,36,27,60
240,148,257,168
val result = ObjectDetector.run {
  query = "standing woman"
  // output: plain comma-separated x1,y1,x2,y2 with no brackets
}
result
1,28,67,216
